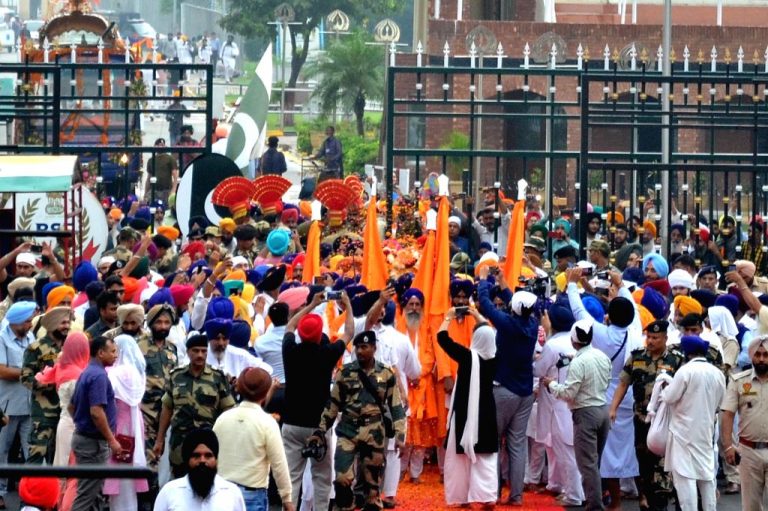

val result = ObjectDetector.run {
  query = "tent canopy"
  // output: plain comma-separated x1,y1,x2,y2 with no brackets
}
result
0,155,77,193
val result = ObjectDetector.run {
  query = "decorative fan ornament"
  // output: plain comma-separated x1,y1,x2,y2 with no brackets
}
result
212,177,258,219
344,175,365,208
253,175,292,216
315,179,360,227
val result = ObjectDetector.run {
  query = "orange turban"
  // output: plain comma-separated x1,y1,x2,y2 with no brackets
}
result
156,225,180,241
109,208,123,221
632,288,644,305
225,269,247,282
299,200,312,219
637,304,655,331
219,218,236,234
122,277,139,302
674,295,703,317
46,285,75,310
642,220,657,239
606,211,625,225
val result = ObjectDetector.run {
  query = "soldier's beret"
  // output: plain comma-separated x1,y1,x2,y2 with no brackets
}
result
353,330,377,346
644,319,669,334
186,333,208,349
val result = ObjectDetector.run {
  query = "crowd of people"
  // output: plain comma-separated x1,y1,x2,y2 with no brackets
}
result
5,172,768,511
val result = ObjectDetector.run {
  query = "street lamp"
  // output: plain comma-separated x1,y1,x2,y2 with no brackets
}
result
120,153,130,200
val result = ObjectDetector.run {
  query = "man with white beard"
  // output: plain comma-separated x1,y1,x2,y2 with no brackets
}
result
203,318,272,380
533,302,584,506
366,288,422,508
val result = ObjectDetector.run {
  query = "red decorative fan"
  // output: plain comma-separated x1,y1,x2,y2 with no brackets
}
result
253,175,292,216
212,177,258,219
315,179,360,226
344,175,365,208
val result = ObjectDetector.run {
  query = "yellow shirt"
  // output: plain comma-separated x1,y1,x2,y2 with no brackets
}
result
213,401,292,501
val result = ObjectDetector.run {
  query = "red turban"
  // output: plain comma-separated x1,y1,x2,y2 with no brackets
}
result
182,241,206,259
19,477,60,508
298,313,323,344
170,284,195,308
281,208,299,224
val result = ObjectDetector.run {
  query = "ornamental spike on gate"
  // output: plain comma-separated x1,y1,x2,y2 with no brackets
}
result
577,43,584,70
443,41,450,67
683,45,690,72
629,43,637,70
550,42,558,69
711,45,718,72
523,42,530,69
496,42,504,69
657,45,663,72
416,41,423,67
737,46,744,72
604,44,611,70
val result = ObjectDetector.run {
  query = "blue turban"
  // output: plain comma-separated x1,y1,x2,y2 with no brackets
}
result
478,241,493,252
642,253,669,279
266,230,291,256
394,273,414,298
680,335,709,356
204,318,233,339
186,260,211,278
382,301,397,326
5,301,37,324
622,267,645,286
85,281,105,301
333,277,355,291
401,288,425,308
73,262,98,293
206,296,234,321
245,269,262,287
281,253,298,265
229,320,251,349
691,289,717,310
279,281,302,293
715,294,739,318
549,301,575,333
581,294,605,323
641,287,668,320
148,288,175,309
344,285,368,300
554,218,572,235
351,291,381,318
450,279,474,298
320,243,333,259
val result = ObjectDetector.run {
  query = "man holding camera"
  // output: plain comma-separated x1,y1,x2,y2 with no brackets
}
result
281,291,353,511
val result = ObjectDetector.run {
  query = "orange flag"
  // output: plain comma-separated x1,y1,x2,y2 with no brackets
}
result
504,198,526,286
429,196,452,319
413,230,436,311
302,220,321,284
361,196,388,290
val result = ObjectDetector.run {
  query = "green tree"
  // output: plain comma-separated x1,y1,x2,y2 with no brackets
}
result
220,0,402,113
304,32,384,136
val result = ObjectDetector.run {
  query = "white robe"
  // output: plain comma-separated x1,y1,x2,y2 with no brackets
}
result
662,357,726,480
533,331,575,446
207,345,273,379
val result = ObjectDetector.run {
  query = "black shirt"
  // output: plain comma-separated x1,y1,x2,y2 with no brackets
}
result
282,332,345,428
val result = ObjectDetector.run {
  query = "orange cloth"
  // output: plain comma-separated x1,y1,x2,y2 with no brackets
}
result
302,221,321,284
643,220,657,239
361,198,388,291
674,295,703,316
46,285,75,310
156,225,180,241
504,197,526,285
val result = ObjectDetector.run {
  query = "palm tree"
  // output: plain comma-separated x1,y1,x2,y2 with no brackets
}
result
305,31,385,136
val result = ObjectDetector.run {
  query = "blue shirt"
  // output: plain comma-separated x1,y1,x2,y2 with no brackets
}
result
72,361,116,437
0,323,33,416
477,280,539,397
254,325,286,383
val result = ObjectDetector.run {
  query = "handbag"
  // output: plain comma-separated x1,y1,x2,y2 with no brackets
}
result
357,369,395,438
646,375,672,457
112,434,135,464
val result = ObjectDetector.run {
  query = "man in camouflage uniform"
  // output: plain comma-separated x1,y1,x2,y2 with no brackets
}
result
153,332,235,478
139,304,179,463
609,320,684,511
20,306,71,464
230,224,260,266
311,330,406,511
103,227,140,264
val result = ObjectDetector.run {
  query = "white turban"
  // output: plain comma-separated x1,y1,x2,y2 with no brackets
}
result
448,216,462,226
668,269,694,290
748,335,768,360
510,291,537,316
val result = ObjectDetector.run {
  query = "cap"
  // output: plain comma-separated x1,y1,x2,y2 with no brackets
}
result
644,319,669,334
524,236,546,253
353,330,377,346
589,239,611,257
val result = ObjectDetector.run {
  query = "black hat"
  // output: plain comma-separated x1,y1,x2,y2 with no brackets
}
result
185,333,208,349
351,290,381,318
608,296,635,328
644,319,669,334
107,259,126,276
256,265,287,292
553,245,577,260
353,330,377,346
152,234,173,249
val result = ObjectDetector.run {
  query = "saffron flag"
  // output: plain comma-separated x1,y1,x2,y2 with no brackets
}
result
504,179,528,286
302,220,321,284
361,182,388,290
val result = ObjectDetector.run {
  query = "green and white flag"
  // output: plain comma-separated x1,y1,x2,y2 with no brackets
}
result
225,43,272,174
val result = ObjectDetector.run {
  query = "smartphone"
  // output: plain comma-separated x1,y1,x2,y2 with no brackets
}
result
314,276,325,286
489,266,500,276
29,244,43,254
581,267,594,277
325,290,342,301
728,265,737,272
455,306,469,318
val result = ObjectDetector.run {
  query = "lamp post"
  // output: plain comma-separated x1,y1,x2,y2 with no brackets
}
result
120,153,130,200
269,3,300,132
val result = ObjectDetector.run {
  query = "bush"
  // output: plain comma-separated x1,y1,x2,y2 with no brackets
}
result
337,133,380,175
296,121,313,154
243,38,269,61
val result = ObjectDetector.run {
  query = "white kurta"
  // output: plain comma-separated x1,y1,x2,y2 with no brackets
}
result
207,345,273,379
533,331,575,446
662,357,726,480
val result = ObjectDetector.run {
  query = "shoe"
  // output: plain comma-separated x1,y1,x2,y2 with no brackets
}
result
560,498,583,507
504,498,523,507
523,483,540,492
409,476,421,484
724,482,741,494
382,497,396,509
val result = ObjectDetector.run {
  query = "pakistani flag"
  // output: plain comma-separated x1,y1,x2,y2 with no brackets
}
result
225,43,273,174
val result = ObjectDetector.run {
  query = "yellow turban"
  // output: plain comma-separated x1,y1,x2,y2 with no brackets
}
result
674,295,703,317
329,255,345,272
219,217,236,234
242,283,256,304
230,295,252,325
47,285,75,310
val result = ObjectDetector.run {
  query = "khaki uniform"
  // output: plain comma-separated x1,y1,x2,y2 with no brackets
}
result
104,245,134,263
722,369,768,511
620,348,684,511
20,336,62,464
138,335,178,464
230,246,260,267
318,360,406,511
161,364,235,476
